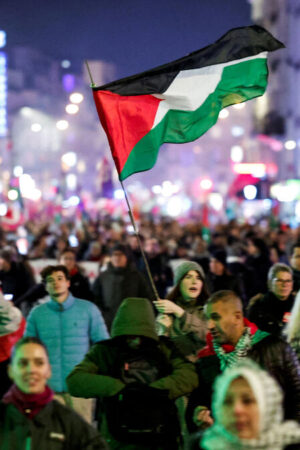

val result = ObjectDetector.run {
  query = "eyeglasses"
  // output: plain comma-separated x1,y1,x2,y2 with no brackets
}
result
273,278,293,285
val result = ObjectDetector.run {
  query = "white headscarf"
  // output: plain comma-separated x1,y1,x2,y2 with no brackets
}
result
201,359,300,450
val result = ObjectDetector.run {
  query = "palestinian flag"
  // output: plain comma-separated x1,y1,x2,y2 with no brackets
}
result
93,25,284,181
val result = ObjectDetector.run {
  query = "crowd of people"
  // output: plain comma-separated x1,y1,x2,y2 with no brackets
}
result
2,216,300,448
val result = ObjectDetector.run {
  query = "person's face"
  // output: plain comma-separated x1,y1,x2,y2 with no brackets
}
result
206,301,241,345
45,271,70,302
221,377,260,440
271,270,293,301
9,343,51,394
0,257,10,271
209,258,225,276
246,241,257,256
111,251,127,268
60,252,76,272
180,270,203,301
291,247,300,271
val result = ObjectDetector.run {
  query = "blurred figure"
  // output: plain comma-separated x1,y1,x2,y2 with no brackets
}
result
0,293,26,398
290,243,300,293
59,249,93,300
0,336,107,449
0,247,36,312
245,237,272,294
248,263,295,336
199,360,300,450
155,261,209,362
143,237,173,298
67,297,198,449
207,250,244,300
92,243,154,331
284,290,300,359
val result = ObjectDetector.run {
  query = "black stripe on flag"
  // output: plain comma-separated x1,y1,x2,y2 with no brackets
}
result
93,25,284,96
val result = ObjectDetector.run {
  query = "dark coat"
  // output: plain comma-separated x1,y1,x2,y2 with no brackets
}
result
92,263,155,330
247,291,295,335
0,262,35,304
67,297,198,449
186,333,300,432
0,400,107,450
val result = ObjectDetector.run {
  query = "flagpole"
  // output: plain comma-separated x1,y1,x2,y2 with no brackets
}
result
85,60,95,87
120,180,160,301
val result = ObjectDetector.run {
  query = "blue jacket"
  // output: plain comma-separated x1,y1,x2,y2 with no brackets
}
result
25,294,109,392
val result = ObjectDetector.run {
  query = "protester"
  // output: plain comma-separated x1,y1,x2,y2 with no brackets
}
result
284,290,300,359
247,263,295,335
25,264,109,422
290,243,300,293
0,336,108,449
186,290,300,433
0,293,26,398
67,297,198,449
154,260,209,362
207,250,244,298
245,237,272,294
0,247,36,313
92,243,154,330
199,360,300,450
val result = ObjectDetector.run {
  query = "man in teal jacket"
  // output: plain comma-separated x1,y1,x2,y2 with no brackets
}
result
25,264,109,422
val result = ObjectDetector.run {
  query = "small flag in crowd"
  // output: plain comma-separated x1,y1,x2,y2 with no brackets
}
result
92,25,284,181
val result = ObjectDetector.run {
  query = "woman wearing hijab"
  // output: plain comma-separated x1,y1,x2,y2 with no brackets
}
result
154,260,209,362
199,359,300,450
0,336,108,450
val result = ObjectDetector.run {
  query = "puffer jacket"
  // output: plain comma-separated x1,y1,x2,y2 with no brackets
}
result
186,324,300,432
25,294,109,392
0,400,108,450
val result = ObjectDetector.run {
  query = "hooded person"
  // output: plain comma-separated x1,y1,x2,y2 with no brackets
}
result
154,260,209,362
199,359,300,450
67,297,198,450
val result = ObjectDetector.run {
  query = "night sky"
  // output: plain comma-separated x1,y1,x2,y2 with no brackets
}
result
1,0,251,79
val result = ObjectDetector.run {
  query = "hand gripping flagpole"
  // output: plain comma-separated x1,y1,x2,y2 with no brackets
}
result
120,180,160,301
85,61,160,301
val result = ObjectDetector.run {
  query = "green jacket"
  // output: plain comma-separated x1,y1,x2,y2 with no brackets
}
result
67,297,198,400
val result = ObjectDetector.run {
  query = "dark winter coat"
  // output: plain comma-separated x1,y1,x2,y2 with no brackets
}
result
92,263,155,330
186,330,300,432
247,291,296,335
0,262,35,304
0,400,108,449
67,297,198,449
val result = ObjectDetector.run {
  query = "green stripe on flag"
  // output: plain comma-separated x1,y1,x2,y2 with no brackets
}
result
119,58,268,180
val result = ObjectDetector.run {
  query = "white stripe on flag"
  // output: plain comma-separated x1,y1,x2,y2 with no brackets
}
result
152,52,267,128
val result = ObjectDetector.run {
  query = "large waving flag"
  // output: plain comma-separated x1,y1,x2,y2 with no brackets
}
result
92,25,284,181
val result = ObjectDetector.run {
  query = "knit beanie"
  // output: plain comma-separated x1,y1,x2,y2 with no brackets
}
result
174,260,205,285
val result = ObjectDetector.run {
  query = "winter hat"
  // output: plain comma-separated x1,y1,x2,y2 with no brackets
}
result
111,297,158,341
174,260,205,285
210,249,227,267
